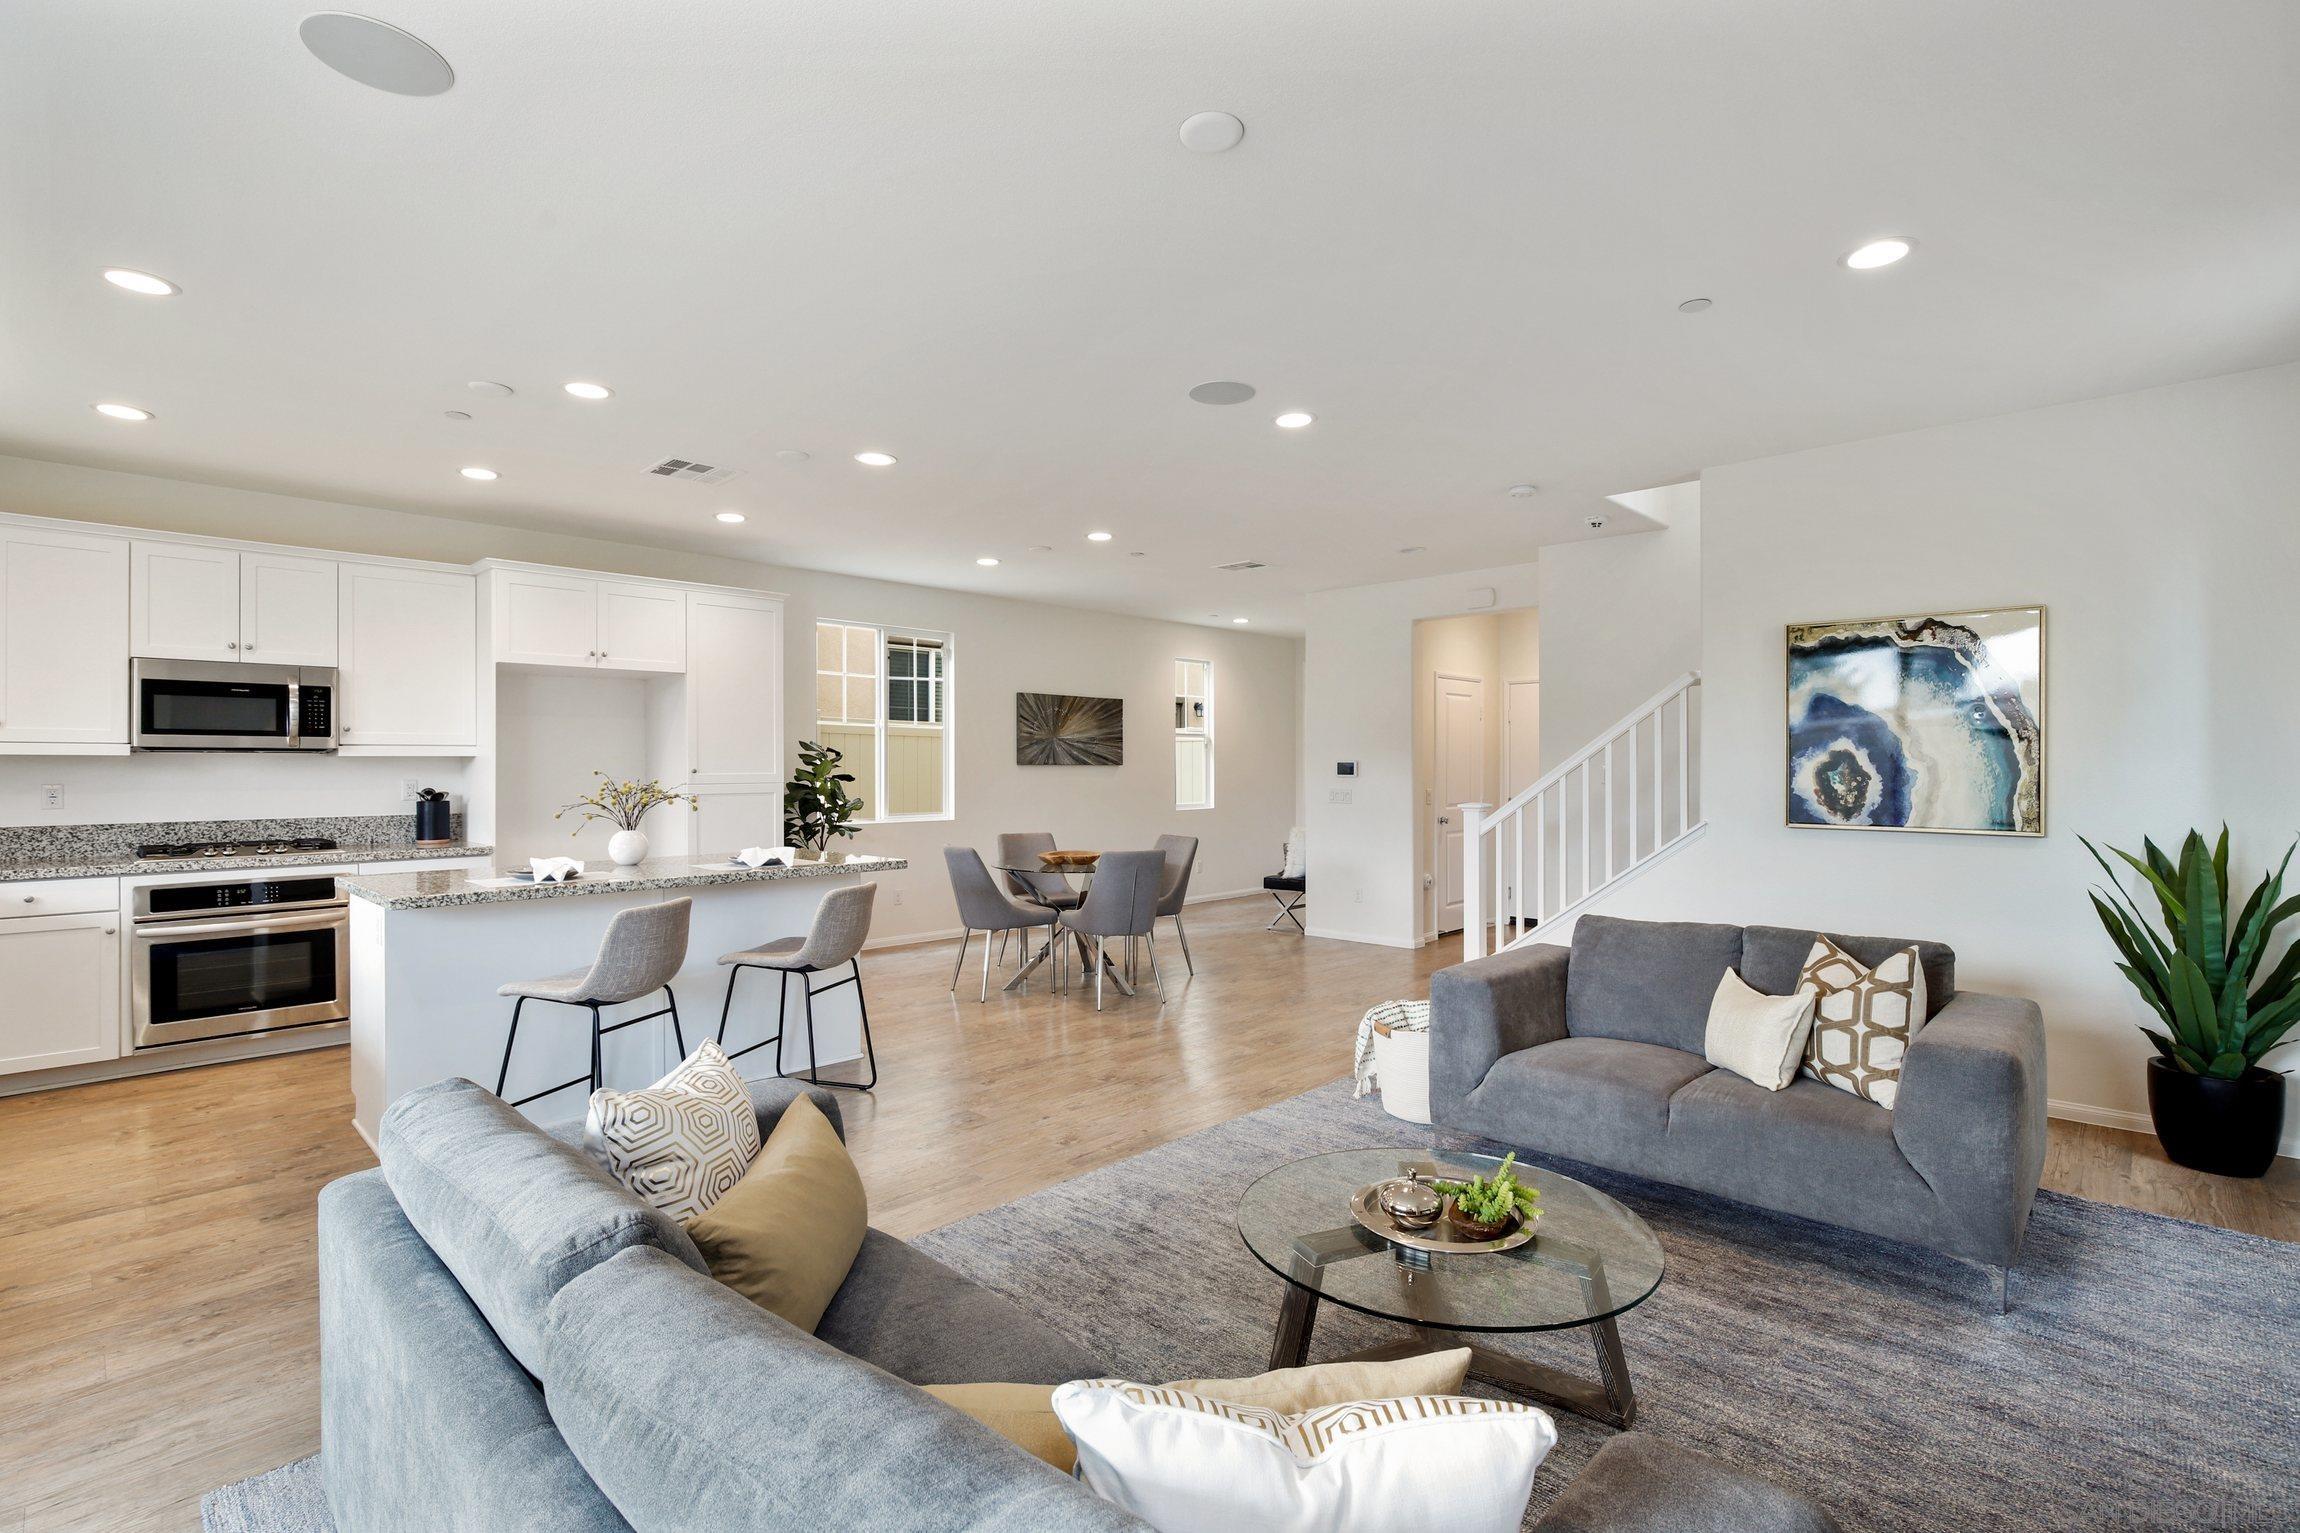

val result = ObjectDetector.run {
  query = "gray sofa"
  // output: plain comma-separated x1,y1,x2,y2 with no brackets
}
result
321,1072,1840,1530
1430,915,2047,1306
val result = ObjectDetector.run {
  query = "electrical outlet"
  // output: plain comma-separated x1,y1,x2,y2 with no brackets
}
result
1353,888,1363,904
1328,787,1353,806
402,778,422,804
41,783,64,811
890,889,903,906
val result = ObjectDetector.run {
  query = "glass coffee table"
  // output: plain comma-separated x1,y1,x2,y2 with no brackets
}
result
1237,1148,1665,1427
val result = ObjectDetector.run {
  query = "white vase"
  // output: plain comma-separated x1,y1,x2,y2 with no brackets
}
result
608,828,650,867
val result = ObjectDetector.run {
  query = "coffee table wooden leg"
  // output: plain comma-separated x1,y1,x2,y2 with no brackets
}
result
1460,1318,1637,1429
1269,1284,1319,1370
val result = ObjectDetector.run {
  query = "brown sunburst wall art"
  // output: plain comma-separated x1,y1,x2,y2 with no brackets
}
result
1016,692,1124,766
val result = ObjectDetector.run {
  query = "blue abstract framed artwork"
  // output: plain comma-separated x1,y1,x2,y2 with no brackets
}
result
1786,607,2044,836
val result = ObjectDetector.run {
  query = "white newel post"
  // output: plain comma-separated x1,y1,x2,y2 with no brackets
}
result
1460,802,1491,962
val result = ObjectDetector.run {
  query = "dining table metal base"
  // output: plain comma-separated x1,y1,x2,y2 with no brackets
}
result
1002,929,1136,997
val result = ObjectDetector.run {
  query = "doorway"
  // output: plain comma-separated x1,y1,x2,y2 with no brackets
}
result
1432,673,1484,935
1413,606,1538,943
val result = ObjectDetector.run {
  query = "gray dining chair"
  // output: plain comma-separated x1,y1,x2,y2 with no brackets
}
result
495,898,691,1109
713,881,880,1091
1057,849,1166,1010
1152,834,1199,974
944,847,1059,1002
995,831,1083,964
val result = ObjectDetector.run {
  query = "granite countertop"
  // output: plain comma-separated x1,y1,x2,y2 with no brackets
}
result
0,842,494,884
341,852,908,911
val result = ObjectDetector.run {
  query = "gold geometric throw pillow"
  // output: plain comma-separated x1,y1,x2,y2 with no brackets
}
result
1798,937,1927,1109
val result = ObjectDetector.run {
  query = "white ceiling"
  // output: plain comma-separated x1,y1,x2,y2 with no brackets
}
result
5,1,2296,635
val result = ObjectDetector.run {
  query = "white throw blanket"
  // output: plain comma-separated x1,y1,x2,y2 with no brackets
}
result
529,857,584,882
733,846,795,868
1352,999,1429,1098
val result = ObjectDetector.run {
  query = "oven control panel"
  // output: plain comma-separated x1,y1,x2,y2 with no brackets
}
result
139,877,343,918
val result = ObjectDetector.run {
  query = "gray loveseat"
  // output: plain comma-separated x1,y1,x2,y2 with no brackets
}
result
1430,915,2046,1307
321,1073,1842,1530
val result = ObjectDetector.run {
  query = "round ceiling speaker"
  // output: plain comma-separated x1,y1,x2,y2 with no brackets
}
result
773,449,811,464
300,13,455,97
1178,112,1246,153
465,380,513,397
1188,380,1256,406
1677,297,1713,313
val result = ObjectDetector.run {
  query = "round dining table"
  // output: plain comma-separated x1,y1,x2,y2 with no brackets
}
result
990,854,1138,997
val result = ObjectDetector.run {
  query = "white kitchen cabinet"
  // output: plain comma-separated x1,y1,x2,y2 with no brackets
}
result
1,526,130,749
131,541,241,661
690,790,783,856
0,910,120,1075
240,552,339,665
339,564,478,749
594,581,685,672
684,589,782,785
493,568,686,673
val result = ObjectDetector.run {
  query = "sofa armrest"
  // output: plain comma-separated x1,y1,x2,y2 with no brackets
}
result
1535,1433,1842,1533
1429,942,1571,1110
1891,990,2048,1266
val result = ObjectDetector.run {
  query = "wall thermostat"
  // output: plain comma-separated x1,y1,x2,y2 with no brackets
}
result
1336,762,1356,776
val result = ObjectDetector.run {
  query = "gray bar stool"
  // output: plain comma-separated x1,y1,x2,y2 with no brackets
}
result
1057,850,1166,1010
714,881,879,1091
944,846,1060,1002
494,898,692,1108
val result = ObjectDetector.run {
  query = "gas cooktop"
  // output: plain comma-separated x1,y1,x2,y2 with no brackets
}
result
133,837,339,861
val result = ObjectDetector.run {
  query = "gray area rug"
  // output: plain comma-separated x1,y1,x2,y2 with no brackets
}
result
911,1079,2300,1533
206,1081,2300,1532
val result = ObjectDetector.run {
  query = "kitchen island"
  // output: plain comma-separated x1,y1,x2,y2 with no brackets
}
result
342,851,905,1144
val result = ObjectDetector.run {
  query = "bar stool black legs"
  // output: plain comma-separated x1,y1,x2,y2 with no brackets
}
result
494,987,686,1109
715,957,877,1092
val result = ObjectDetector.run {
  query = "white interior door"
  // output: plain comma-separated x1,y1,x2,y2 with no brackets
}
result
1433,673,1484,936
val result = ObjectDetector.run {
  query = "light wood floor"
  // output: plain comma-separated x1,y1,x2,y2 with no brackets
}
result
1,895,2292,1531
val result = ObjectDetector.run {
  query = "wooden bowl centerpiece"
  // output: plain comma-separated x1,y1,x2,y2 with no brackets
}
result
1038,850,1099,870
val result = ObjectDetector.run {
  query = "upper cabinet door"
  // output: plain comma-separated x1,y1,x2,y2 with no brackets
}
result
240,552,339,666
684,590,782,785
0,527,130,746
594,581,686,673
494,568,601,667
339,564,477,747
131,541,241,661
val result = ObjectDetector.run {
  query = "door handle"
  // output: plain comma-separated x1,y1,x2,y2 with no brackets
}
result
1438,815,1451,825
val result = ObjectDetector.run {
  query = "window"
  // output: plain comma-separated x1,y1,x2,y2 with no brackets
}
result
815,621,952,820
1175,658,1213,810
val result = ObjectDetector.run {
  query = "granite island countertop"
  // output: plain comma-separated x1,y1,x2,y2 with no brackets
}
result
0,841,494,884
341,852,907,911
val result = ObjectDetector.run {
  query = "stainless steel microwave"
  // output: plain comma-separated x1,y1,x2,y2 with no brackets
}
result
131,658,338,752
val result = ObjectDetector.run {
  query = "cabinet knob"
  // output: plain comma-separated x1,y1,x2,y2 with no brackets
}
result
228,641,239,650
599,651,608,659
20,895,32,903
244,644,255,652
104,927,117,935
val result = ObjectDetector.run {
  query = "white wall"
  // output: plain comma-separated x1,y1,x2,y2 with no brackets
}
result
493,671,653,863
0,454,1301,943
1535,481,1701,772
1551,363,2300,1152
1302,564,1542,948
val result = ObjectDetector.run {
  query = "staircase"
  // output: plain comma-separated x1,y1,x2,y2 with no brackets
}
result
1460,671,1704,960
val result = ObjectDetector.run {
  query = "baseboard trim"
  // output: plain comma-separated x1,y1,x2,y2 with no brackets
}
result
862,889,1265,955
2048,1095,2298,1161
1305,926,1420,949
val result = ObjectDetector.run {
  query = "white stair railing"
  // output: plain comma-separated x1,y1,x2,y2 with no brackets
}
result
1460,672,1703,961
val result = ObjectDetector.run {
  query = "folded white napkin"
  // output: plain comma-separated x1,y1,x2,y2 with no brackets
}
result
734,846,795,868
530,857,584,882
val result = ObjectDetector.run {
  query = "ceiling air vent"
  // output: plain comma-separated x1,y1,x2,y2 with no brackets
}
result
642,457,742,486
1213,559,1267,571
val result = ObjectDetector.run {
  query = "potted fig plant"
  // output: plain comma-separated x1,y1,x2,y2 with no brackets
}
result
783,740,866,855
2082,827,2299,1177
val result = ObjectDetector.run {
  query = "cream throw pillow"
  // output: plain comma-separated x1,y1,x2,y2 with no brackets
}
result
685,1095,866,1333
929,1351,1474,1474
1703,969,1818,1091
1054,1379,1554,1533
1800,936,1928,1109
583,1041,760,1222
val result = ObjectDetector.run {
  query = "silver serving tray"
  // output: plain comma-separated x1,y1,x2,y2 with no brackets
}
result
1348,1181,1539,1255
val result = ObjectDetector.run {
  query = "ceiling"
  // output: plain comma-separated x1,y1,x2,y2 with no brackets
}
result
5,1,2296,635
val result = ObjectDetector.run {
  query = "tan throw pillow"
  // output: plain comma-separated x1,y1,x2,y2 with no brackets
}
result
685,1095,866,1332
1703,968,1818,1091
1799,936,1927,1108
926,1350,1475,1475
583,1041,760,1222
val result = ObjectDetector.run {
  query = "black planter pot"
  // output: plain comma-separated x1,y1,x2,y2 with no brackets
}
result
2145,1056,2286,1178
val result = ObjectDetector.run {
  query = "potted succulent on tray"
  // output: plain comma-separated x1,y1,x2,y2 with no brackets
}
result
2083,827,2299,1178
557,772,696,867
1433,1153,1541,1240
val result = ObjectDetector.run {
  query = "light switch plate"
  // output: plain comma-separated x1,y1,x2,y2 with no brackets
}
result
402,777,422,803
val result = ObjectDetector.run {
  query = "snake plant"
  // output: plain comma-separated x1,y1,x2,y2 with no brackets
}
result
2082,827,2300,1079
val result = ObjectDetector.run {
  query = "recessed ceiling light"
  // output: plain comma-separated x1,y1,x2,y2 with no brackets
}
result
1507,484,1539,498
1843,237,1913,270
1677,297,1713,313
975,556,1000,567
1232,617,1250,625
94,402,153,421
466,381,513,398
1274,411,1315,429
443,409,471,421
1188,380,1256,406
299,12,455,96
854,451,897,467
564,381,613,400
1178,111,1246,153
715,511,746,524
1086,531,1114,542
459,466,498,481
773,449,810,464
102,268,177,297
